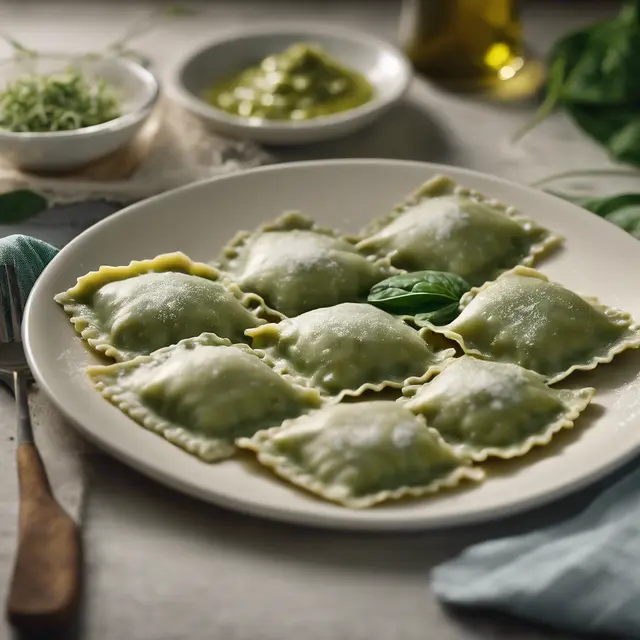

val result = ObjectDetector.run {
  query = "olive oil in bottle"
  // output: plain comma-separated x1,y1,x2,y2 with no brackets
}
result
399,0,527,91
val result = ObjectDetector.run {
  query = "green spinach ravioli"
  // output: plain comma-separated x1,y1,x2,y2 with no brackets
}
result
356,175,561,285
237,401,483,508
52,178,630,509
426,266,640,383
88,333,322,462
246,302,455,400
216,211,395,318
402,356,595,460
55,252,265,361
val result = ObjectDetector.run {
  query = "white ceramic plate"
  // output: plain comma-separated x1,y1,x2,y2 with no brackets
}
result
169,24,411,145
24,160,640,531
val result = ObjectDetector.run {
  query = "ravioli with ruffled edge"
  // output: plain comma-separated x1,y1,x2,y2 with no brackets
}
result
355,175,561,286
88,333,322,462
425,266,640,383
216,211,396,318
237,401,483,508
246,302,456,400
401,356,595,460
55,252,265,361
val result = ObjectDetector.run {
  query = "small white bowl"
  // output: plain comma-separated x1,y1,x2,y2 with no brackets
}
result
0,54,159,172
169,24,412,146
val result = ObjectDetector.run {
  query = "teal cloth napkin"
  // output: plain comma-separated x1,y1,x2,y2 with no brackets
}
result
0,234,59,298
432,464,640,638
0,234,59,335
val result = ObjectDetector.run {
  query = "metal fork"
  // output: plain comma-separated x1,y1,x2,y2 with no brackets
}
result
0,264,81,634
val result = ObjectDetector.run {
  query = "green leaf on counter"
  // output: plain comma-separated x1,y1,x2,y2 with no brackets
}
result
516,0,640,166
567,104,640,166
548,189,640,239
0,189,48,223
558,2,640,105
368,270,470,315
604,204,640,238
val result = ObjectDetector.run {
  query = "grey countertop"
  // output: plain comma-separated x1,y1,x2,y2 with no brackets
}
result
0,2,629,639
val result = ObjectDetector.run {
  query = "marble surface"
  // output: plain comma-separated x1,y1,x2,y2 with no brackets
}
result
0,1,630,639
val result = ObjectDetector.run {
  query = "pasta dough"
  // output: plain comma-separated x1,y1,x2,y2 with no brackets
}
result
427,267,640,383
217,212,394,317
356,175,560,285
246,302,455,399
402,356,595,460
89,333,322,462
237,401,483,508
55,252,264,360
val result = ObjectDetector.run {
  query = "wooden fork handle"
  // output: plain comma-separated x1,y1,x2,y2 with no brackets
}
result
6,443,82,633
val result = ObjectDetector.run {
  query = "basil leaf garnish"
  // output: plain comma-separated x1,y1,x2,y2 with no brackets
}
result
368,270,470,315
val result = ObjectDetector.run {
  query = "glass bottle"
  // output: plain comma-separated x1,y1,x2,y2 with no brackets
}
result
399,0,527,91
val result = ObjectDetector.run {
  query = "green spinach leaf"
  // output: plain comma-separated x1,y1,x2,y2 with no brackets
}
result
566,104,640,165
604,205,640,238
0,189,48,223
368,270,470,315
580,192,640,239
560,6,640,105
516,1,640,166
547,189,640,239
583,193,640,216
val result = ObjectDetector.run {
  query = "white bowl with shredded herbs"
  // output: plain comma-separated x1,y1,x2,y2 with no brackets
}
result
0,54,159,171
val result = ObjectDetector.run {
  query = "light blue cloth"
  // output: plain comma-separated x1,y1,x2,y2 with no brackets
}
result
432,464,640,638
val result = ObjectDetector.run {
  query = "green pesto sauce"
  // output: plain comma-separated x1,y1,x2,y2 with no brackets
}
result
205,43,374,121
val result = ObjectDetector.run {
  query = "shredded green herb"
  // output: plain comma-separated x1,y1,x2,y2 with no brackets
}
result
0,67,122,132
0,5,201,134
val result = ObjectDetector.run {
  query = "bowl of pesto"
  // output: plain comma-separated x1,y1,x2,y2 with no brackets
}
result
170,25,412,145
0,54,159,171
